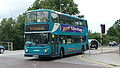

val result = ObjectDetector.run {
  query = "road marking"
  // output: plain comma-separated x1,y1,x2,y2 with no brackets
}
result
77,55,113,67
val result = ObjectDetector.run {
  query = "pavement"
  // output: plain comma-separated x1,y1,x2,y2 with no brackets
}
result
0,50,24,56
80,46,120,68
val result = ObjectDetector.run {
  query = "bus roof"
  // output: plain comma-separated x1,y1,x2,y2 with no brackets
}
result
27,9,87,21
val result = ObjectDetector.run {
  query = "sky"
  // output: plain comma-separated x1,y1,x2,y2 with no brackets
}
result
0,0,35,20
74,0,120,33
0,0,120,33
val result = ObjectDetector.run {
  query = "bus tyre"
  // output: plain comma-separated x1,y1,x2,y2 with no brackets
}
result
81,46,85,54
60,48,64,58
95,47,98,50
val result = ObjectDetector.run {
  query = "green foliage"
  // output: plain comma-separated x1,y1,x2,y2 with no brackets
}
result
107,26,117,36
107,19,120,36
88,31,111,45
28,0,80,15
88,31,101,42
0,16,25,50
0,18,16,42
106,19,120,44
14,14,25,49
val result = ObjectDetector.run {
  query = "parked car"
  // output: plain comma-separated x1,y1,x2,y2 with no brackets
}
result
89,39,99,49
0,45,5,54
109,41,118,46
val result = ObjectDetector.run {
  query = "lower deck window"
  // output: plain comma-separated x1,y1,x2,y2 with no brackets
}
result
59,35,86,44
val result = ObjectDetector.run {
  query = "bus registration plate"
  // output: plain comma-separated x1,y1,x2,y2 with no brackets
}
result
33,55,39,57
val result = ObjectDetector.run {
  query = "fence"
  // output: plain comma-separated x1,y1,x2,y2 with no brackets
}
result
0,42,13,51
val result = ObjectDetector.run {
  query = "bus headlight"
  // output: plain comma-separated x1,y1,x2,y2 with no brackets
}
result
25,49,29,53
44,48,49,52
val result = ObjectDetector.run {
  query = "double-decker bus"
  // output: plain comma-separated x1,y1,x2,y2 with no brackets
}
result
24,9,89,58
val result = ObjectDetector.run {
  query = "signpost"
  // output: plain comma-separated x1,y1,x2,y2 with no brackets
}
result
100,24,105,53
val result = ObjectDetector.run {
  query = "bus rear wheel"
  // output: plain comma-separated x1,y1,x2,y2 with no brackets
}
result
81,46,85,54
60,48,64,58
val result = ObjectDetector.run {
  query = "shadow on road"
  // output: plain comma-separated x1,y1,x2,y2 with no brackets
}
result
26,53,84,61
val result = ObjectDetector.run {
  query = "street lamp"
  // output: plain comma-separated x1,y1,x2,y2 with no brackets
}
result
60,0,61,12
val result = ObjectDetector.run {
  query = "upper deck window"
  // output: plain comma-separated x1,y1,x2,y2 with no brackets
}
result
52,13,88,27
27,12,37,23
37,11,49,23
51,13,59,23
26,11,49,23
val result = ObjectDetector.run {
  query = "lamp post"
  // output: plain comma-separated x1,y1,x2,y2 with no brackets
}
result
60,0,61,12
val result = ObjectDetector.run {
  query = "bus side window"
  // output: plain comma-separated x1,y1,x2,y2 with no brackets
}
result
84,36,86,42
72,35,80,43
78,20,82,26
71,18,75,25
81,36,86,43
79,20,87,27
59,37,63,44
59,15,63,24
66,35,71,44
84,21,88,27
51,13,59,23
63,16,66,24
75,19,79,26
66,17,71,25
59,35,67,44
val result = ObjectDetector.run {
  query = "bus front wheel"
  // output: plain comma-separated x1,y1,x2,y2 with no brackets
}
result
60,48,64,58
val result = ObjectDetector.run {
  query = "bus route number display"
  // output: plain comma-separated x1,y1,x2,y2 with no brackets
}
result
29,27,45,30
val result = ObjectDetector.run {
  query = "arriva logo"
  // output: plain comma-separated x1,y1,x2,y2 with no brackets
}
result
34,50,39,51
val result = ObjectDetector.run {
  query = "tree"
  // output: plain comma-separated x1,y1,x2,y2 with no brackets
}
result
28,0,80,15
0,18,17,49
107,19,120,37
107,26,117,36
14,14,25,49
106,19,120,44
28,0,41,10
0,18,16,42
0,16,25,50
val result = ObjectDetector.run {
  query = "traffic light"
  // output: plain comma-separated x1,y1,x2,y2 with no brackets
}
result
100,24,105,34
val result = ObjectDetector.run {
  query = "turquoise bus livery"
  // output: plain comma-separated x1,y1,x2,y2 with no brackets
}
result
24,9,89,58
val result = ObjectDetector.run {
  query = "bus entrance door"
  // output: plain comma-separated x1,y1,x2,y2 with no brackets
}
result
51,35,58,55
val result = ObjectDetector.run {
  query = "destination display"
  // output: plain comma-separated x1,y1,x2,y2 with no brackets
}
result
29,27,45,30
62,24,84,33
26,24,49,31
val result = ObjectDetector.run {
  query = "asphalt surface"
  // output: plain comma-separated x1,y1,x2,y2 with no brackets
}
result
0,57,104,68
0,50,105,68
1,46,119,68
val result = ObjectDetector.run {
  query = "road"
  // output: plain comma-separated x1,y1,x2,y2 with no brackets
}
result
0,57,104,68
0,47,116,68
